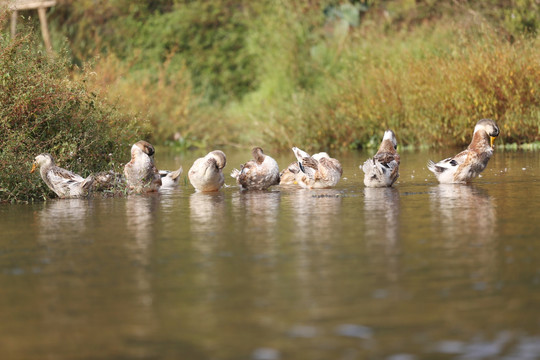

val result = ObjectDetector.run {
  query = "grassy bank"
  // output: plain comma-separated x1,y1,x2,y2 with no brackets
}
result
0,14,147,203
4,1,540,156
41,0,539,152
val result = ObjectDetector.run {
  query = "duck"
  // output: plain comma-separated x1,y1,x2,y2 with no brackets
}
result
230,147,280,190
279,161,301,185
159,166,183,189
361,129,400,187
188,150,227,192
92,170,126,192
427,118,500,183
292,147,343,189
123,140,162,193
30,153,94,198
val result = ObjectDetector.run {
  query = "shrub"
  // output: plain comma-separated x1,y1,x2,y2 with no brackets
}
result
0,18,146,202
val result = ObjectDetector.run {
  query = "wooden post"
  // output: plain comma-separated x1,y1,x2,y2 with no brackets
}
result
4,0,57,52
37,6,52,53
10,10,18,38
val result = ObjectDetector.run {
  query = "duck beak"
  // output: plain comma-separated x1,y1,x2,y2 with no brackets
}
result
490,136,496,148
30,162,37,173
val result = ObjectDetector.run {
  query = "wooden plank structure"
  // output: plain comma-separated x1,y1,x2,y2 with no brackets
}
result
4,0,57,53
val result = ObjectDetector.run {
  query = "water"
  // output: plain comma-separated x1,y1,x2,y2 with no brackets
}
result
1,149,539,360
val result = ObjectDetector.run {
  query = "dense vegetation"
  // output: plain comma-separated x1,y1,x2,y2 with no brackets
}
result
0,12,147,203
42,0,538,151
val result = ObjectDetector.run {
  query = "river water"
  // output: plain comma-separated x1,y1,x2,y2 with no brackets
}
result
1,149,539,360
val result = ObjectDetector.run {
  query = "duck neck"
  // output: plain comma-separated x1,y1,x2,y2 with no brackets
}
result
468,130,492,153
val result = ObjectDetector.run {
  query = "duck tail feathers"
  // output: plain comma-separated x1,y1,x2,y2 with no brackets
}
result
427,160,439,174
170,166,183,180
230,168,240,179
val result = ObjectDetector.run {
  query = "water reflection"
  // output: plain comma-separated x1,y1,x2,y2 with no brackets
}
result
125,194,161,265
124,195,159,345
429,184,496,242
363,187,400,248
37,198,91,243
289,189,342,243
189,192,226,239
231,190,281,243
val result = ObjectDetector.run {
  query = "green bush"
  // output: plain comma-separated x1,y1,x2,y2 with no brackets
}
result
44,1,540,150
229,13,540,151
0,22,146,202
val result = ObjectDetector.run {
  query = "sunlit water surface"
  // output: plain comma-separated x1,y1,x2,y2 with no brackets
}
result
1,149,539,360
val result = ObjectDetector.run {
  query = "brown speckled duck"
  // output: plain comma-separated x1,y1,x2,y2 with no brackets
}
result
361,130,400,188
230,147,280,190
292,147,343,189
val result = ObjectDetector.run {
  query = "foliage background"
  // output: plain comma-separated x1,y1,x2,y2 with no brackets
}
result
41,0,539,151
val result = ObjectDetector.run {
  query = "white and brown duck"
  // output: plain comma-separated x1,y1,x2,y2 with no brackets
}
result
188,150,227,192
124,140,162,193
361,129,400,187
292,147,343,189
427,119,500,183
230,147,280,190
30,153,94,198
159,166,183,189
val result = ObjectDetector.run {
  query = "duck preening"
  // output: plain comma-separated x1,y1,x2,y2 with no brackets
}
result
361,129,400,188
123,140,162,193
188,150,227,192
292,147,343,189
231,147,280,190
30,153,94,198
427,119,500,183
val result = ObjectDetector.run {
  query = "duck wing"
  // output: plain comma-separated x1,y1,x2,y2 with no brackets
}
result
428,149,468,174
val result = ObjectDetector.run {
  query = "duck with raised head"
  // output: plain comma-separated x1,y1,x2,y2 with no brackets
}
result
188,150,227,192
230,147,280,190
292,147,343,189
30,153,94,198
427,118,500,183
361,129,400,188
124,140,162,193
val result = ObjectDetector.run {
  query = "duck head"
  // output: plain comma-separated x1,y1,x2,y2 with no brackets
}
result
30,153,55,173
132,140,156,159
474,119,500,148
209,150,227,169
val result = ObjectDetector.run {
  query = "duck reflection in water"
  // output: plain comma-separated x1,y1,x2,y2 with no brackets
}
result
429,184,497,286
189,192,226,237
231,190,281,243
125,195,161,266
363,187,401,283
124,194,160,328
37,198,91,243
290,189,342,243
363,187,400,248
430,184,496,243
